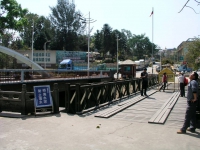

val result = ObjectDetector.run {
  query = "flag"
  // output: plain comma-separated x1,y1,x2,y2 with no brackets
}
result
149,11,153,17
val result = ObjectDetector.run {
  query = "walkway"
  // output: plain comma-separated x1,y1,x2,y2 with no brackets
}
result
0,85,199,150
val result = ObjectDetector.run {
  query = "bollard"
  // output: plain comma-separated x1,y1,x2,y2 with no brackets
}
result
75,84,81,112
21,84,26,115
21,70,24,82
53,83,59,113
65,83,70,113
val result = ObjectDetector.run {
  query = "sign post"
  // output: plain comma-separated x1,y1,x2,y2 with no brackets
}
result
34,85,54,115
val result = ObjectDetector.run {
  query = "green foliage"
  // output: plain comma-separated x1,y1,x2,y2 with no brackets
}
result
49,0,85,50
20,13,39,49
161,58,173,65
128,34,157,60
0,0,28,33
185,39,200,70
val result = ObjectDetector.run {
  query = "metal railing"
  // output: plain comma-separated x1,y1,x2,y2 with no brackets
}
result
0,69,112,83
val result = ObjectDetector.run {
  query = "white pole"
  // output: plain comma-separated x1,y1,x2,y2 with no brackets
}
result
44,41,50,69
44,42,46,69
160,51,162,70
88,11,90,77
117,36,119,79
31,20,34,65
152,7,154,74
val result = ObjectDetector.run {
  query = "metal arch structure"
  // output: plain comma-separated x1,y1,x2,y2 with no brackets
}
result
0,45,44,70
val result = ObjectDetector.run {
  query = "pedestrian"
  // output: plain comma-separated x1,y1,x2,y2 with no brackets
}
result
140,68,148,96
178,71,185,97
159,72,167,92
177,72,199,134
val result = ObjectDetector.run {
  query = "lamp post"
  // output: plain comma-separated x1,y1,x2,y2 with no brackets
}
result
160,50,162,71
44,41,50,69
117,36,119,79
116,36,122,79
78,12,96,77
87,12,90,77
31,20,34,64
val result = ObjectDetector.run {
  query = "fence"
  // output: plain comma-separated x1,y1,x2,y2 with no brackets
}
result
0,76,158,115
0,83,59,115
0,69,112,83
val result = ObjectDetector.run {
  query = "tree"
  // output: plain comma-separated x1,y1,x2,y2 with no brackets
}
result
20,13,39,49
102,24,112,57
184,39,200,70
128,34,157,60
94,30,102,52
34,16,53,50
49,0,85,50
178,0,200,14
0,0,28,34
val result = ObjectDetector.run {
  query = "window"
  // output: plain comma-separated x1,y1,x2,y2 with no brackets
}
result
124,66,131,72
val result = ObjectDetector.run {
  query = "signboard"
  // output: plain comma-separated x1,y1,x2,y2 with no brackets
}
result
34,85,53,109
180,56,184,61
158,68,175,82
56,51,87,63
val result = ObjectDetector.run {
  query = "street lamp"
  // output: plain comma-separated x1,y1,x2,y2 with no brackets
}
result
31,20,34,65
44,41,51,69
159,50,162,71
78,12,96,77
116,36,121,79
117,36,119,79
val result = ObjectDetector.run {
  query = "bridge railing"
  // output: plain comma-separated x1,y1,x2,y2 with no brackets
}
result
0,75,159,115
0,69,112,83
0,83,59,115
65,76,158,114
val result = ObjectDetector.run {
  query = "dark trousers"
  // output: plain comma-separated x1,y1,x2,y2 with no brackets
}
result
180,83,185,97
141,81,148,96
181,101,197,131
159,82,167,91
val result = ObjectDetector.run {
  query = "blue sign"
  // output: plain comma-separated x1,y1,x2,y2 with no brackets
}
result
34,85,53,108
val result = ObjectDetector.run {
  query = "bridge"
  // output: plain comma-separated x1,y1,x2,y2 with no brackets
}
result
0,45,44,70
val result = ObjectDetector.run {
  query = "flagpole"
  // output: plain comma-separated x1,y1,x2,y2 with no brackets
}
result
152,7,154,74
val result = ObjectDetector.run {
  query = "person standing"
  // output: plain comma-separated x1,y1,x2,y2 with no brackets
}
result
178,71,185,97
177,72,199,134
141,68,148,96
159,72,167,92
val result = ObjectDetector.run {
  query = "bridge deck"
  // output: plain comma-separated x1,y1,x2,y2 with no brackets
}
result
87,83,188,129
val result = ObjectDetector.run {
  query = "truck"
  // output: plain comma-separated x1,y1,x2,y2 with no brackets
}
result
177,64,192,72
58,59,74,70
135,60,145,71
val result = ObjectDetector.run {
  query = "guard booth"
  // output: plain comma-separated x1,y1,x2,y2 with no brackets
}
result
158,68,175,91
119,59,136,79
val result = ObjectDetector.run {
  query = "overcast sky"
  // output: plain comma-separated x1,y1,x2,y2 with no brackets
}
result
16,0,200,49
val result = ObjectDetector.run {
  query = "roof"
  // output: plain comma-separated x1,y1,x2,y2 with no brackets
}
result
119,59,136,65
60,59,72,64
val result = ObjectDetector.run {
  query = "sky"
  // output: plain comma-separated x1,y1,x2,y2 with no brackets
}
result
16,0,200,49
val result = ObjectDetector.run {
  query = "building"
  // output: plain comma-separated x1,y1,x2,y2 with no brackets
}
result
177,38,196,62
16,50,88,69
